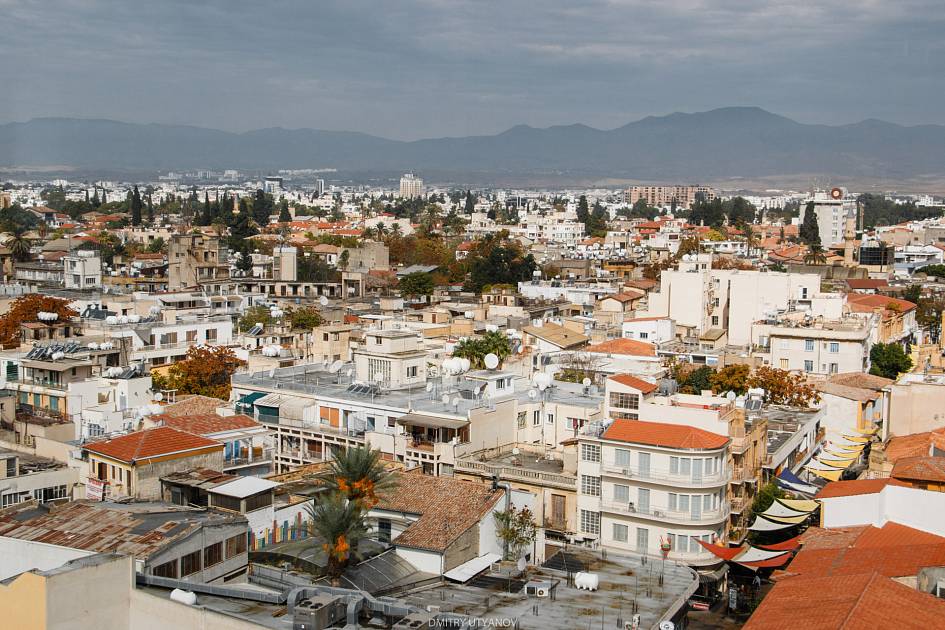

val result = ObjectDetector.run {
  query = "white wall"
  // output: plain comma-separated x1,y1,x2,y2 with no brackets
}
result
395,546,442,574
0,537,95,581
820,485,945,537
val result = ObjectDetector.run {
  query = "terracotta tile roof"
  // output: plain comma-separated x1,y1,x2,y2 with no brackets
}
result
159,395,228,418
786,522,945,580
0,501,243,559
625,279,658,291
522,323,589,349
846,278,889,290
827,372,893,391
154,413,260,436
601,419,729,450
846,293,917,315
608,373,659,393
84,426,222,463
745,572,945,630
374,471,504,552
885,428,945,463
816,477,908,499
603,291,644,303
587,338,657,357
891,456,945,483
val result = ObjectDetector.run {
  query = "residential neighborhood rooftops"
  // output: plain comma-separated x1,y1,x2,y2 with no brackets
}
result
585,337,657,356
891,456,945,484
152,413,261,436
608,373,659,393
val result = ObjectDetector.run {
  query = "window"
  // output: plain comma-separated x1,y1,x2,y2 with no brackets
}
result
203,542,223,568
639,332,648,340
679,495,690,512
711,316,719,326
153,560,178,578
614,448,631,467
804,360,813,372
378,518,392,543
496,378,506,390
829,342,839,353
245,491,273,512
829,362,839,374
367,358,391,384
547,413,554,425
638,488,650,512
612,411,639,420
779,358,789,369
6,457,15,477
609,392,640,410
638,452,650,478
580,510,600,535
212,493,242,512
669,493,677,511
533,410,540,426
225,534,247,559
406,365,418,378
205,329,217,342
636,527,648,553
180,550,202,577
517,412,526,429
186,330,197,342
581,444,600,462
613,484,630,503
805,339,814,352
613,523,628,542
374,336,382,345
780,339,790,350
581,475,601,496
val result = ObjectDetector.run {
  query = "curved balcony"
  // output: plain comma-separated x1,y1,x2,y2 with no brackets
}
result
600,500,731,525
600,462,731,488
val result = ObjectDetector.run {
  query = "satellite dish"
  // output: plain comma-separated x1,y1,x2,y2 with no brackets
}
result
329,360,343,373
319,295,329,307
425,382,433,392
484,353,500,370
516,557,527,572
582,377,592,387
268,369,276,378
726,391,737,401
464,310,475,319
528,389,538,400
441,394,450,404
451,396,460,407
659,623,675,630
154,392,164,401
512,447,520,455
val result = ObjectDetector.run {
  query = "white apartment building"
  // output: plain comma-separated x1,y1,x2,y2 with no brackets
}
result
643,254,820,345
63,251,102,290
804,189,856,247
399,173,424,199
622,317,676,344
754,315,874,375
576,419,730,566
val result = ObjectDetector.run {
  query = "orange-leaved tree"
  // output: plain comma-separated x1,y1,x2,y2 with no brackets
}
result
152,345,245,399
0,294,78,348
746,366,820,407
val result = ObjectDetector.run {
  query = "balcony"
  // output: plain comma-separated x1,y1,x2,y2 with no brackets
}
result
224,448,274,469
600,462,730,487
730,436,750,455
600,500,731,525
454,458,576,491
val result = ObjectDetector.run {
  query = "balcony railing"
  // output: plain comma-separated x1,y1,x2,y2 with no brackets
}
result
600,500,731,524
600,462,731,487
454,458,576,490
224,448,274,468
730,436,750,454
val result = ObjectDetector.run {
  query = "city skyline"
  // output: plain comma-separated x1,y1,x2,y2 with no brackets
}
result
1,1,943,140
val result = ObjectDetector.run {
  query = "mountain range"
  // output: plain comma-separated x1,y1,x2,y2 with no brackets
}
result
1,107,943,181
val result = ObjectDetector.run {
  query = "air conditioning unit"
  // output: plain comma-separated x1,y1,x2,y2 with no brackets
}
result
653,510,665,518
622,468,633,477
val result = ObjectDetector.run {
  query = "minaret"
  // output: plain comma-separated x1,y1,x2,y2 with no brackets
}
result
843,206,857,266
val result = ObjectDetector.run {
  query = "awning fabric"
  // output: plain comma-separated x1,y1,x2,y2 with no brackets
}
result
697,540,745,561
807,467,843,482
738,553,791,569
824,447,860,459
807,459,847,471
749,516,799,532
761,502,812,520
698,564,729,583
736,547,791,563
397,413,467,430
443,552,501,583
816,456,855,468
777,478,819,496
760,512,809,525
757,535,801,551
778,469,807,486
777,499,819,513
840,435,870,444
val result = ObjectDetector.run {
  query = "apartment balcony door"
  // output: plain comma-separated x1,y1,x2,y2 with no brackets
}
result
637,488,650,513
638,452,651,478
636,527,648,553
691,496,702,520
691,458,703,483
551,494,566,528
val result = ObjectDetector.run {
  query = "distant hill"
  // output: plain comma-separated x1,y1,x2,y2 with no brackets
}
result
1,107,943,180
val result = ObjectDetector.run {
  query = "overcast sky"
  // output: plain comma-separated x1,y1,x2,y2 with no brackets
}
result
1,0,943,139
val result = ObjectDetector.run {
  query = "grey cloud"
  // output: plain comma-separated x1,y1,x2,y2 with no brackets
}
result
0,0,943,139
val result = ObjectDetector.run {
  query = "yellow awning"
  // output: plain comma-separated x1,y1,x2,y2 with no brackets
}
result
825,447,861,458
817,457,855,469
777,498,820,512
841,435,870,444
807,467,843,481
760,512,810,524
832,444,865,453
854,426,879,436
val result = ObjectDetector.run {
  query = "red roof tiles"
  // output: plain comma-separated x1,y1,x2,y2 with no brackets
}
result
84,426,222,463
816,477,908,499
154,413,260,436
588,338,657,357
602,419,729,450
891,456,945,483
608,374,659,393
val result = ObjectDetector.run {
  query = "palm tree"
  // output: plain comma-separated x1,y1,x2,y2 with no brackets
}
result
453,331,513,369
481,330,512,366
320,446,396,508
6,227,31,262
305,494,368,585
804,244,827,265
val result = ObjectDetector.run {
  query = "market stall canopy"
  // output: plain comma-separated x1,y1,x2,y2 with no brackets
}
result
776,498,819,513
806,467,843,482
749,515,800,532
757,536,801,552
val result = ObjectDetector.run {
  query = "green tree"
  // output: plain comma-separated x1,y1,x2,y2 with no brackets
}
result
253,189,273,226
799,202,821,246
869,343,913,379
5,226,32,261
304,493,368,585
238,305,273,331
463,191,476,215
287,306,323,330
146,237,166,254
804,243,827,265
746,366,820,407
452,331,512,369
320,446,396,509
398,272,435,299
710,364,750,395
494,506,537,561
279,199,292,223
130,185,143,226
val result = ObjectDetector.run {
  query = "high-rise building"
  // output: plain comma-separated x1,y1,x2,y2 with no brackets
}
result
263,176,283,195
804,188,857,247
315,179,326,197
399,173,424,199
626,185,716,209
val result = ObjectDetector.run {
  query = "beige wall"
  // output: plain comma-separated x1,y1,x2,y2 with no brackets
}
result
888,381,945,438
129,589,264,630
0,570,46,630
